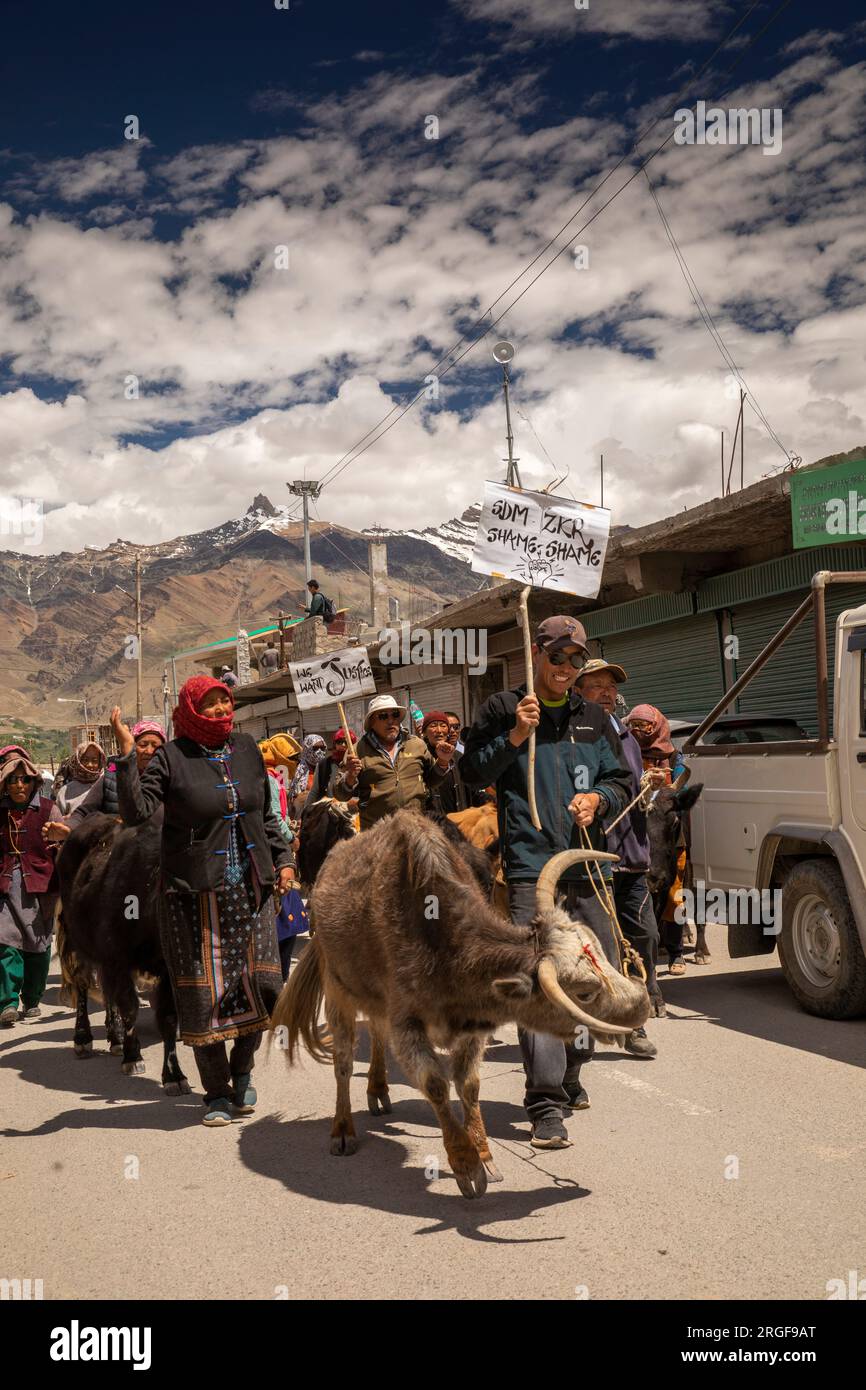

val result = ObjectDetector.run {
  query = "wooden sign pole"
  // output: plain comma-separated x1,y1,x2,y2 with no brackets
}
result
518,586,542,831
337,702,356,760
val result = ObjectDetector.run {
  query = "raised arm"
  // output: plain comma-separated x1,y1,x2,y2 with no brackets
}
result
115,745,171,824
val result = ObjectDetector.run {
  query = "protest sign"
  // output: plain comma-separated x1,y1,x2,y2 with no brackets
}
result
288,646,376,711
470,481,610,597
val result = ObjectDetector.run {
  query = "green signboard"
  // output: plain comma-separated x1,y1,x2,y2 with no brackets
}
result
790,457,866,549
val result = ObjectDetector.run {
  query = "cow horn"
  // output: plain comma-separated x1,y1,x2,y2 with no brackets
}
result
536,957,634,1037
671,768,691,791
535,849,619,914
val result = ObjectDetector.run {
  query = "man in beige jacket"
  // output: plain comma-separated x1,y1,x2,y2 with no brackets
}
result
336,695,454,831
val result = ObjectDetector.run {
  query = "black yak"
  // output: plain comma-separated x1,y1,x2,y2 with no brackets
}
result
57,813,189,1092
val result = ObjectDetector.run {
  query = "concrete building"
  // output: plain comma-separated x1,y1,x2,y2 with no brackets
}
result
232,447,866,741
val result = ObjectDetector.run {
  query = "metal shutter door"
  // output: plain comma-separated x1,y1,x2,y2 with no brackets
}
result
598,613,725,721
506,651,526,689
408,675,465,722
730,582,866,736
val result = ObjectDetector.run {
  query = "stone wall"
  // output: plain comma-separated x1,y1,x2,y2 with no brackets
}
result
291,616,352,661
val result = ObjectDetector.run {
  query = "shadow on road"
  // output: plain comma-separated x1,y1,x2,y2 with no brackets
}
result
658,961,866,1069
0,1007,197,1135
238,1108,588,1244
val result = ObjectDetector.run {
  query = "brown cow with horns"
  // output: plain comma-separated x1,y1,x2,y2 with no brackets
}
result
270,808,649,1198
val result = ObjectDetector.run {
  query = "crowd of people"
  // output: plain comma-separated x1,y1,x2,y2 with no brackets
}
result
0,609,691,1145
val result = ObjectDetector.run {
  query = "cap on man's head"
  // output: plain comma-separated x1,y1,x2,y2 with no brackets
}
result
577,657,627,683
535,615,588,655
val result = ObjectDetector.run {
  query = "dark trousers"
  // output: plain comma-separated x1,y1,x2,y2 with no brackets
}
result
193,1031,262,1103
509,879,619,1124
612,871,660,1000
661,919,685,961
279,936,295,981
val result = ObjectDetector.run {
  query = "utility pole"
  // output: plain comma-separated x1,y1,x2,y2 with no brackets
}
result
135,554,143,721
492,342,521,488
116,560,143,721
720,430,725,497
286,481,322,582
739,388,745,490
600,453,604,508
162,667,172,734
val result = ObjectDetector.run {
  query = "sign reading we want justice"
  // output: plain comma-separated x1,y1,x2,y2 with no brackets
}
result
288,647,376,711
471,481,611,598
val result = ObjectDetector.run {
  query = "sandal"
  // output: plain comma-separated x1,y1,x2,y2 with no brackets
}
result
668,959,686,977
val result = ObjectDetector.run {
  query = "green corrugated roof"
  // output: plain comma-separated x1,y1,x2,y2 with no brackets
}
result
171,616,304,660
582,590,693,638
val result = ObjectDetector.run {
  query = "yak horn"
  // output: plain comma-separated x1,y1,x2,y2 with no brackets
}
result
535,848,619,914
536,957,634,1037
671,768,691,791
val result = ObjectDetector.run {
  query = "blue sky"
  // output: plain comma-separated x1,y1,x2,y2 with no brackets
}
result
1,0,865,552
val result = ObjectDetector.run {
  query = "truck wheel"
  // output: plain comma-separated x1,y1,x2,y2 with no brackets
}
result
778,859,866,1019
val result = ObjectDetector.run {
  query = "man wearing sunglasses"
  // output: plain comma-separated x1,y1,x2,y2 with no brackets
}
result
337,695,454,832
461,615,632,1149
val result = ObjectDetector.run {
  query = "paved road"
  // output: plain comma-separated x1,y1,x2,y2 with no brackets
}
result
3,924,865,1302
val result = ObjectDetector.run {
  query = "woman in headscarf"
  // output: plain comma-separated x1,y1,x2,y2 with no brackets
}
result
110,676,295,1126
0,749,64,1027
46,721,168,844
260,734,308,979
625,704,689,976
53,741,106,816
287,734,327,821
624,705,686,784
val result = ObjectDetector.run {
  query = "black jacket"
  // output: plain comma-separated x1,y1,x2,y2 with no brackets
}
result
460,686,632,883
115,733,294,893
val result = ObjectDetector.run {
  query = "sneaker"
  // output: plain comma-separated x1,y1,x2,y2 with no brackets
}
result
21,1006,42,1022
564,1083,590,1110
231,1073,257,1115
0,1006,18,1028
530,1114,572,1149
202,1097,233,1127
624,1027,657,1058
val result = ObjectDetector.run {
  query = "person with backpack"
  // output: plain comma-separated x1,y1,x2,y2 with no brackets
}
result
301,579,335,625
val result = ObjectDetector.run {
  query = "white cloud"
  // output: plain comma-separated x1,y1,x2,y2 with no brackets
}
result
0,36,865,554
451,0,730,43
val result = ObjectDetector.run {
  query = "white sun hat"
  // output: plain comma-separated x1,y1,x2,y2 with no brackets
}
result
364,694,408,731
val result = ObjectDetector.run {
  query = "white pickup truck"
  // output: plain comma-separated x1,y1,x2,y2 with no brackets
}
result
683,571,866,1020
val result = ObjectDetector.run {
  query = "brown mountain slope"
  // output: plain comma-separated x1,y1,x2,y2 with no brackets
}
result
0,502,478,729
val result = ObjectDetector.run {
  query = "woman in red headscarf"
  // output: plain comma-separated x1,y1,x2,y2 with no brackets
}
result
110,675,295,1125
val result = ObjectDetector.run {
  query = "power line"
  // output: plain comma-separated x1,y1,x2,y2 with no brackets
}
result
309,499,372,577
314,0,790,494
642,167,792,461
